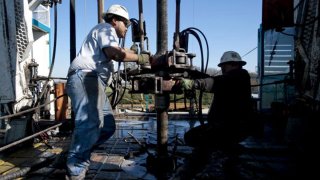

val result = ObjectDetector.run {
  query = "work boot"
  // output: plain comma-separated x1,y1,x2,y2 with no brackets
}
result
65,168,87,180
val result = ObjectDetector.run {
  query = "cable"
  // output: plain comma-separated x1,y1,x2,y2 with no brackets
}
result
242,47,257,58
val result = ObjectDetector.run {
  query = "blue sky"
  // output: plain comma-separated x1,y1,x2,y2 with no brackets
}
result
51,0,262,77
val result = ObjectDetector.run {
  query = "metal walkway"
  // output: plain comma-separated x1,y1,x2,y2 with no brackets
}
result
0,118,315,179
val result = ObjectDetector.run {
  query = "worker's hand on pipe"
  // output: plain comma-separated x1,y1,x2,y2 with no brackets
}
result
130,44,139,54
181,79,194,90
172,79,194,93
137,51,151,65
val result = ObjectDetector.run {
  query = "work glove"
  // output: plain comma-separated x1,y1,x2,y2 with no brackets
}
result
181,79,194,91
137,51,151,65
130,44,138,54
172,79,194,94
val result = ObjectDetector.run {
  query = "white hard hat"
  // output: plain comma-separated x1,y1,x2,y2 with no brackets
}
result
105,4,129,21
218,51,246,67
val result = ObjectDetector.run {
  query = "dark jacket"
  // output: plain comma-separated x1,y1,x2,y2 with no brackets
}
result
186,68,253,148
203,68,252,129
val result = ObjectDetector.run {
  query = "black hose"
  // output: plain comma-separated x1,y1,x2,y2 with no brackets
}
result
185,27,210,72
180,27,210,125
34,2,58,107
28,2,59,141
113,65,128,108
110,34,129,109
181,28,210,73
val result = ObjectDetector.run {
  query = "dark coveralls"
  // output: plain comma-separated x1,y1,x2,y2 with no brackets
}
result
184,68,253,150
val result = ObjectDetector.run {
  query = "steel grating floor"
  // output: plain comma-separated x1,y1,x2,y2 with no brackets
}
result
0,117,316,179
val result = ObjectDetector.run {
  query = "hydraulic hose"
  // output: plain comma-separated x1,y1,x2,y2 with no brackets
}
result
110,37,128,109
185,27,210,73
34,2,59,107
180,27,210,125
180,27,210,73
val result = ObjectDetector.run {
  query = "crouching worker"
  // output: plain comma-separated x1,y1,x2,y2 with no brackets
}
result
175,51,253,151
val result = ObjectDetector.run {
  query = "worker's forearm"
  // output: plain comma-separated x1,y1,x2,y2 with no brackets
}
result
103,46,139,62
195,77,214,92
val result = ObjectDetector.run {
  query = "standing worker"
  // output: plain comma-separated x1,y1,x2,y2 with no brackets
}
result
65,4,150,179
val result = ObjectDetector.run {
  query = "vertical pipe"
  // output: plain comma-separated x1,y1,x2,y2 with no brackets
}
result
155,0,169,158
157,108,168,155
156,0,168,55
155,94,170,156
155,0,170,157
70,0,76,63
98,0,104,23
174,0,181,50
138,0,145,51
258,26,264,110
